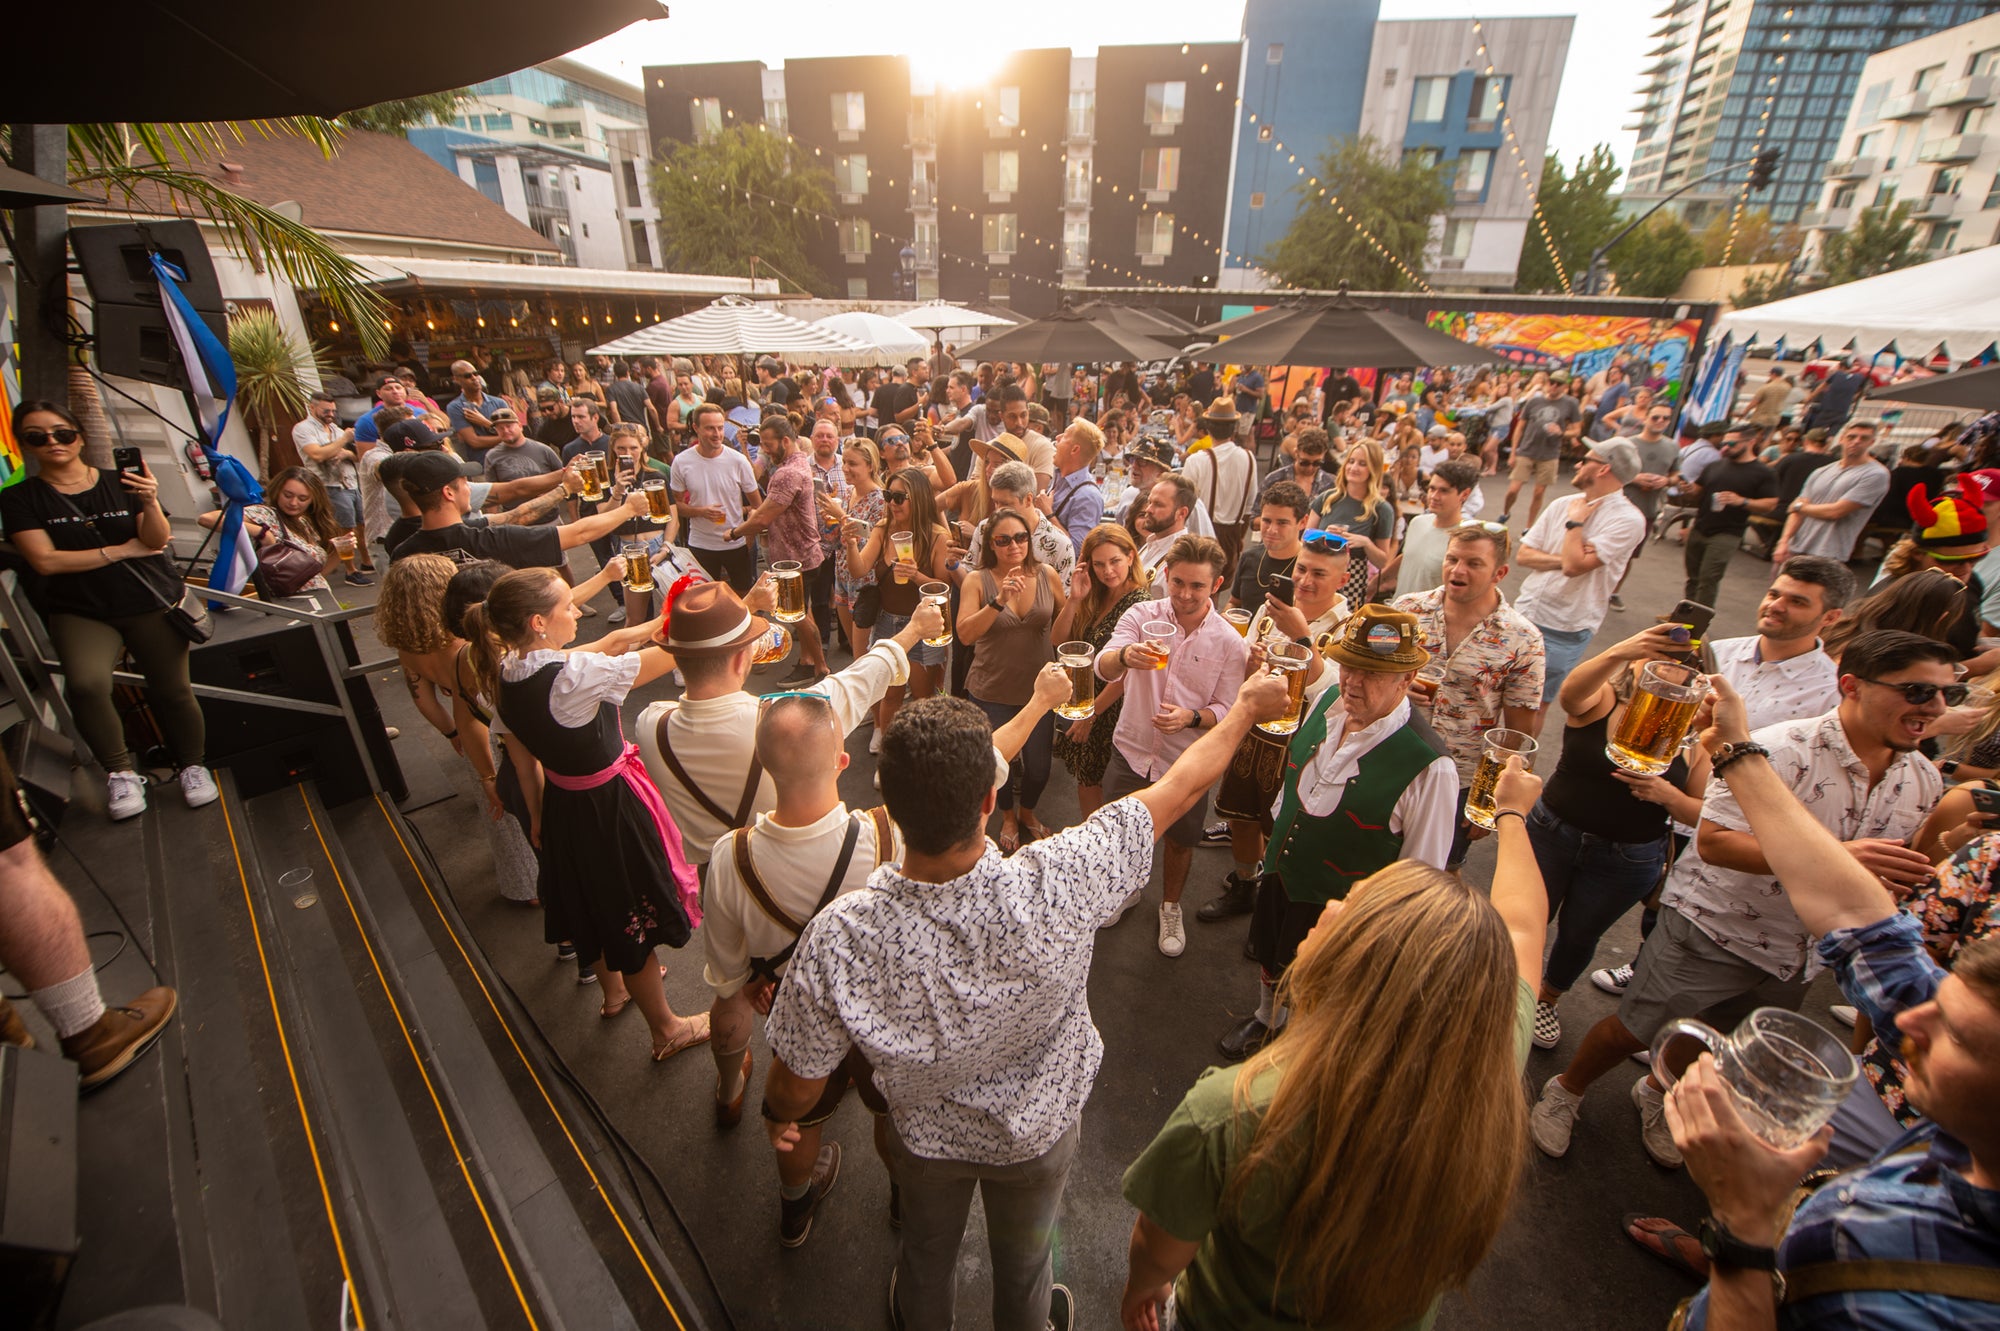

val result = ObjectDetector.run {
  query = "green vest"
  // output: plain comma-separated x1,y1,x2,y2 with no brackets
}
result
1264,688,1448,906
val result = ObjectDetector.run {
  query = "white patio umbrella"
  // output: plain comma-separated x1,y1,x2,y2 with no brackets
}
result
810,312,931,367
895,301,1018,333
588,293,872,359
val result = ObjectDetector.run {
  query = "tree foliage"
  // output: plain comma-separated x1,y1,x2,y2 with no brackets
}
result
1259,135,1451,292
339,90,467,136
650,125,834,295
1608,214,1705,298
1697,208,1798,266
1513,146,1624,294
1732,265,1808,308
1819,201,1921,285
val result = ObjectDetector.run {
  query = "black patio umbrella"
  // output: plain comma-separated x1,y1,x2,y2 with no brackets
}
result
961,308,1181,365
1866,363,2000,412
0,163,93,209
1069,300,1199,339
1195,302,1305,339
1199,291,1508,370
3,0,663,122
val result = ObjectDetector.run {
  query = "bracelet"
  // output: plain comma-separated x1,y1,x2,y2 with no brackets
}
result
1118,644,1131,669
1493,809,1527,828
478,774,498,783
443,729,459,739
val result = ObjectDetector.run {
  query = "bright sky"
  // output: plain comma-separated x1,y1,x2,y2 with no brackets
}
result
568,0,1651,175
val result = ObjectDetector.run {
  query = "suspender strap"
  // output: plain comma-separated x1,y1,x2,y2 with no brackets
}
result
741,815,864,983
657,710,765,829
867,804,893,859
1783,1260,2000,1305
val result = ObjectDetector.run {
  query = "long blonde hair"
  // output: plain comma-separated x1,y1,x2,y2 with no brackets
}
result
1943,664,2000,762
1338,438,1389,514
460,567,568,706
1232,862,1526,1329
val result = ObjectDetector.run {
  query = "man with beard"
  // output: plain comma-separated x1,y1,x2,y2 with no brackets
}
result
1684,425,1778,608
1135,474,1196,597
1530,630,1950,1169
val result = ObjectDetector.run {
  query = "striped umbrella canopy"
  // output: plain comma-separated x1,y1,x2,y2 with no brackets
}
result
589,294,872,359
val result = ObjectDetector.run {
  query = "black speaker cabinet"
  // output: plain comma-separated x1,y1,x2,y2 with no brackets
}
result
68,221,225,388
0,1044,78,1331
188,614,404,807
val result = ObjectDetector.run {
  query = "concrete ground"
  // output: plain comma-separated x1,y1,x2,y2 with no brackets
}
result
360,468,1851,1330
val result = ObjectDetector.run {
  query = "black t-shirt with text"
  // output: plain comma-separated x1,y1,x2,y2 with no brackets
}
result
0,472,181,619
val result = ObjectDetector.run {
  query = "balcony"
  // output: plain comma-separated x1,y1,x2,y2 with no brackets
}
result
908,111,935,144
1915,191,1961,219
1066,108,1094,142
1881,90,1932,121
911,240,937,267
1798,206,1853,230
1929,74,1998,109
1918,133,1985,163
1064,182,1092,208
909,179,935,209
1062,242,1089,270
1823,155,1879,180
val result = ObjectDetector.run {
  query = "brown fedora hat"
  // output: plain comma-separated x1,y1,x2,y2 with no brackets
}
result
662,581,770,657
1318,604,1430,673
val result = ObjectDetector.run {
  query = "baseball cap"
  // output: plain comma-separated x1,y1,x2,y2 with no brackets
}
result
384,418,447,451
1586,438,1642,485
1427,424,1448,437
489,407,519,424
398,452,475,495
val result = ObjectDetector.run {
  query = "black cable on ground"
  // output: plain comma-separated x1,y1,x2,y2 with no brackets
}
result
400,816,739,1331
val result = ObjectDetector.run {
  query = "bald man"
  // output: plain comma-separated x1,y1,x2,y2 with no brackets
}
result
446,360,510,462
701,666,1071,1248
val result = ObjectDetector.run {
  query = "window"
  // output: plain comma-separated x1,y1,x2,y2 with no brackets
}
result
1382,66,1399,88
1267,43,1284,65
838,216,872,256
1468,76,1504,126
1140,147,1180,192
1854,129,1881,158
1857,80,1890,124
1143,82,1186,127
983,150,1019,195
1063,216,1089,268
629,221,653,268
847,277,870,299
1439,218,1474,260
1136,212,1175,257
1960,106,1991,134
483,113,513,131
1914,64,1944,92
1410,76,1451,124
1067,89,1095,139
1405,146,1441,170
835,153,868,195
1065,156,1091,205
1874,180,1899,207
982,213,1019,255
1985,173,2000,209
620,159,640,205
987,86,1021,135
1973,48,2000,78
764,98,789,135
552,122,580,139
989,277,1011,303
1454,149,1493,195
1927,219,1961,250
831,91,866,134
1830,183,1858,208
528,118,549,137
690,98,721,141
1933,165,1966,196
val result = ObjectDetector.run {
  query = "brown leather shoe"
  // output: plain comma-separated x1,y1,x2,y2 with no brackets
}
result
714,1048,752,1129
0,997,33,1050
61,986,176,1090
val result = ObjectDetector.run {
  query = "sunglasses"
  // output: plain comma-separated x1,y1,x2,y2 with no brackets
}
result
1461,520,1509,536
885,490,911,503
20,427,80,449
758,689,833,712
1300,530,1352,552
1855,677,1971,706
990,531,1031,549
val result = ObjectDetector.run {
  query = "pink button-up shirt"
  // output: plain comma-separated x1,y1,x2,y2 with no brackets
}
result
1098,601,1250,781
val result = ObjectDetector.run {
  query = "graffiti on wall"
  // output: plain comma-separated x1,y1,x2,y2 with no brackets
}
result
1426,311,1702,392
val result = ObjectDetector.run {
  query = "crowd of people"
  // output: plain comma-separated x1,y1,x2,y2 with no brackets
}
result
3,337,1998,1331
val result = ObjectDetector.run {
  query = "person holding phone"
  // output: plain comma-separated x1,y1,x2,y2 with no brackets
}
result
1,402,216,820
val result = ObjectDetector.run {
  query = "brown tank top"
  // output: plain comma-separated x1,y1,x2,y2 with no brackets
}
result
967,568,1055,704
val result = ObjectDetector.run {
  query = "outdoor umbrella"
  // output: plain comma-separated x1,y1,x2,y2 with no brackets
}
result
1197,302,1305,339
4,0,663,122
1070,300,1199,339
1198,293,1507,370
1866,363,2000,412
588,294,872,359
960,308,1181,365
896,301,1017,332
810,312,930,367
0,163,93,209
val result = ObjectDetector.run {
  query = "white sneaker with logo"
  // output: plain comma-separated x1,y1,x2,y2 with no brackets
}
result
178,765,219,809
107,771,147,822
1157,901,1186,957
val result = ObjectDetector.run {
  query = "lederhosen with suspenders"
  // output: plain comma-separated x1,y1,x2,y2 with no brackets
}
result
1199,442,1258,581
735,805,896,1126
650,709,765,870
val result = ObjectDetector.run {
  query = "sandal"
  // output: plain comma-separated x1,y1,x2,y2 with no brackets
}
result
1622,1214,1710,1281
600,994,633,1019
652,1011,713,1062
997,825,1021,854
1019,818,1053,844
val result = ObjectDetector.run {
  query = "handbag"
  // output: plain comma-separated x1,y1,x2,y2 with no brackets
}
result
248,520,325,599
47,483,213,643
851,581,883,628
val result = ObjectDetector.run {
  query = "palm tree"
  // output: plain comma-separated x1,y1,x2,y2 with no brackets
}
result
228,308,323,478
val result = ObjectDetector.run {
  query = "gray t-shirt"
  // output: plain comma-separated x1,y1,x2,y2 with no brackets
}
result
1622,436,1682,522
1789,459,1892,560
1396,512,1456,596
1515,394,1582,461
483,440,564,485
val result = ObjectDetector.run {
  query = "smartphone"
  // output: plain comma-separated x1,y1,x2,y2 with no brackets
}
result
1662,599,1716,642
113,445,145,478
1971,787,2000,820
1270,574,1295,606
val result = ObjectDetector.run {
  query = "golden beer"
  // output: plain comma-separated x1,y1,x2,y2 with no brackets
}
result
1258,641,1313,734
579,467,604,501
920,582,952,646
622,542,654,594
1057,641,1096,719
1465,728,1538,829
587,453,611,493
643,480,672,523
1608,660,1708,775
334,534,356,568
751,624,793,666
1223,607,1253,637
891,531,915,584
1141,621,1177,670
771,561,806,623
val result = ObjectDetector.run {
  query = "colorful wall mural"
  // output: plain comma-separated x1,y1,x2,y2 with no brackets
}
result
1424,310,1702,394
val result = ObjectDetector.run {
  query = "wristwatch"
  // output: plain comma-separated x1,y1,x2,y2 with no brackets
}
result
1710,739,1771,775
1699,1217,1783,1297
1189,708,1206,730
1564,519,1586,530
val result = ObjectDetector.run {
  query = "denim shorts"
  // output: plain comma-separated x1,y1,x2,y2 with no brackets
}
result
326,485,360,527
872,609,945,667
1536,625,1596,701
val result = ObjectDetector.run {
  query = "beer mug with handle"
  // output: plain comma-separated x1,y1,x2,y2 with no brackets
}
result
1651,1007,1858,1149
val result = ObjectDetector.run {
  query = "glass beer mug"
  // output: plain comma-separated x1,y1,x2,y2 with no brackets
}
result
1651,1008,1858,1149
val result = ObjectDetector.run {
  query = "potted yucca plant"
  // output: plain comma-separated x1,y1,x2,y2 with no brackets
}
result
226,308,322,477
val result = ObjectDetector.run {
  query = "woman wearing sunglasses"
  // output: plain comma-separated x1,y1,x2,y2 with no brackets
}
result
846,467,955,737
1,403,215,821
959,509,1065,852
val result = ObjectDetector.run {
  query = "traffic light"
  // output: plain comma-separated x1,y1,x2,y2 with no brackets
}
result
1748,147,1781,191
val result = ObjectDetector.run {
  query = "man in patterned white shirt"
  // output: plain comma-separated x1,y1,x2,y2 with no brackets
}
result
761,674,1289,1331
1531,629,1950,1168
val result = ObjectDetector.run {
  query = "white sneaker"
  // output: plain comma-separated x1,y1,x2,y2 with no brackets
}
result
869,726,883,756
1631,1076,1683,1169
1829,1004,1858,1029
1532,1000,1562,1050
107,771,147,822
1592,963,1635,995
1102,889,1143,928
1157,901,1186,957
1529,1074,1582,1157
178,765,218,809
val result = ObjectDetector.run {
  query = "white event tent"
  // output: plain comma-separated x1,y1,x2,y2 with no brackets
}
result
1715,245,2000,364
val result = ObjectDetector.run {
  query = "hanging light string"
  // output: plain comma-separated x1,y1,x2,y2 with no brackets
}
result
1465,16,1570,290
1722,10,1795,267
1241,108,1435,293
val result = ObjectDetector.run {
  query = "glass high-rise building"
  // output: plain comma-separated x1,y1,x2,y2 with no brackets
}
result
1628,0,2000,224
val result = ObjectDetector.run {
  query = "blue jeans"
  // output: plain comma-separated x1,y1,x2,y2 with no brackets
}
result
1535,625,1596,702
873,609,946,667
1527,801,1667,992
